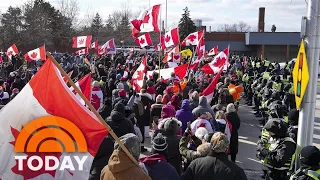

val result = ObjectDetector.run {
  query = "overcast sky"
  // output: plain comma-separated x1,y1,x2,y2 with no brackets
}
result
0,0,307,32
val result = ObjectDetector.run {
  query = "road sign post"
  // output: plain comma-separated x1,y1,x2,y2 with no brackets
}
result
295,0,320,170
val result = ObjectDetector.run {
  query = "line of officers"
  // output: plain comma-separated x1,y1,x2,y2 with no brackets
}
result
240,58,320,180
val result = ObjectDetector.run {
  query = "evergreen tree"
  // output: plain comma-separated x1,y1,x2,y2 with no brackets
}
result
91,13,103,39
178,7,196,41
1,6,23,46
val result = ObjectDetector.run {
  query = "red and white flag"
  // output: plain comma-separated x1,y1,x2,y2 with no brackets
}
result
97,46,105,56
24,45,46,62
189,36,205,70
131,4,161,33
70,73,92,106
63,70,73,83
75,48,89,56
158,35,166,50
181,30,204,46
147,63,188,82
135,33,153,48
0,59,107,180
201,67,223,105
208,46,219,56
163,28,180,48
91,41,98,49
132,56,147,92
7,44,19,60
200,47,229,74
72,35,92,48
101,39,116,54
164,46,180,63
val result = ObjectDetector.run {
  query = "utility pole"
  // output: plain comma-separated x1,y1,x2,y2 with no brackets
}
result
296,0,320,169
166,0,168,32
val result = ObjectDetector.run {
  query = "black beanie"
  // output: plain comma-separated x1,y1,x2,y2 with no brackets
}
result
114,102,125,114
300,146,320,167
152,133,168,153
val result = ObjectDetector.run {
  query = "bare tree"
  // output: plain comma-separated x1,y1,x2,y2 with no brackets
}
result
55,0,80,28
217,21,252,32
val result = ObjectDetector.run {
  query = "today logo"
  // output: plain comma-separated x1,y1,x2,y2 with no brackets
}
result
14,116,88,171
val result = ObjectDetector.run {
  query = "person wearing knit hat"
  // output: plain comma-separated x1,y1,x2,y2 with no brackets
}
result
100,133,150,180
290,146,320,180
139,133,180,180
151,95,164,125
182,132,247,180
195,127,209,141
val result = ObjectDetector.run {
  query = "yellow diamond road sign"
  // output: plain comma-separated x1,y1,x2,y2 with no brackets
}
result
292,40,309,110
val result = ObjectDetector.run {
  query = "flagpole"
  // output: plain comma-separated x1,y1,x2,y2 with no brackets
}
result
46,52,143,169
159,4,163,78
165,0,168,32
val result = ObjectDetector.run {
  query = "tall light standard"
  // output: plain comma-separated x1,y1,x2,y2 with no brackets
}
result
165,0,168,32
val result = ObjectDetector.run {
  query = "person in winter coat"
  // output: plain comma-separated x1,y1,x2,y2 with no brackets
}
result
192,96,215,120
162,86,174,104
182,132,248,180
133,94,148,152
107,73,116,97
0,86,10,105
151,95,164,124
146,80,157,101
113,89,129,108
225,103,241,162
288,109,299,142
257,118,296,180
290,146,320,180
10,75,25,91
170,95,181,111
90,102,134,180
140,133,180,180
100,133,151,180
154,117,182,176
157,104,177,129
176,99,194,133
91,81,103,110
189,91,199,111
105,102,135,137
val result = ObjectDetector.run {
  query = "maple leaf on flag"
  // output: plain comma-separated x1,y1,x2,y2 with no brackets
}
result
140,38,145,44
78,38,85,45
9,126,71,179
188,34,197,42
174,55,180,60
31,52,38,59
7,51,13,56
165,35,171,43
142,12,150,24
137,70,144,81
91,94,101,110
213,56,227,67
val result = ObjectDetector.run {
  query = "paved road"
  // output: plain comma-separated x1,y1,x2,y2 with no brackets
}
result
141,97,320,179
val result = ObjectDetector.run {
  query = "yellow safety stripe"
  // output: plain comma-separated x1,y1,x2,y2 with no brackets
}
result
307,170,320,180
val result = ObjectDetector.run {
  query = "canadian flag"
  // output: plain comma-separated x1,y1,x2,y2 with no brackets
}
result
181,30,204,46
91,41,98,49
147,63,188,81
72,35,92,48
69,73,91,106
75,48,89,55
0,59,107,180
101,39,116,54
132,56,147,92
208,46,219,56
159,35,166,50
201,67,223,104
200,47,229,74
131,4,161,33
97,46,105,56
163,28,180,48
164,46,180,63
24,45,46,62
7,44,19,60
189,36,205,70
63,70,73,83
135,33,152,48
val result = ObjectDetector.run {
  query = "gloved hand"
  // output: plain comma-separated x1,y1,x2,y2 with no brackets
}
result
259,148,269,157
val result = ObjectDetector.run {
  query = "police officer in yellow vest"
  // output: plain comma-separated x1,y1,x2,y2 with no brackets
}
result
257,118,296,180
290,146,320,180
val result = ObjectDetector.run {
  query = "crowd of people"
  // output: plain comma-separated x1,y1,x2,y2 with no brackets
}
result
0,51,319,180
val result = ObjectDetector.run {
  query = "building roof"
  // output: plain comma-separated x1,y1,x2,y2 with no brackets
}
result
205,41,252,52
245,32,301,45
